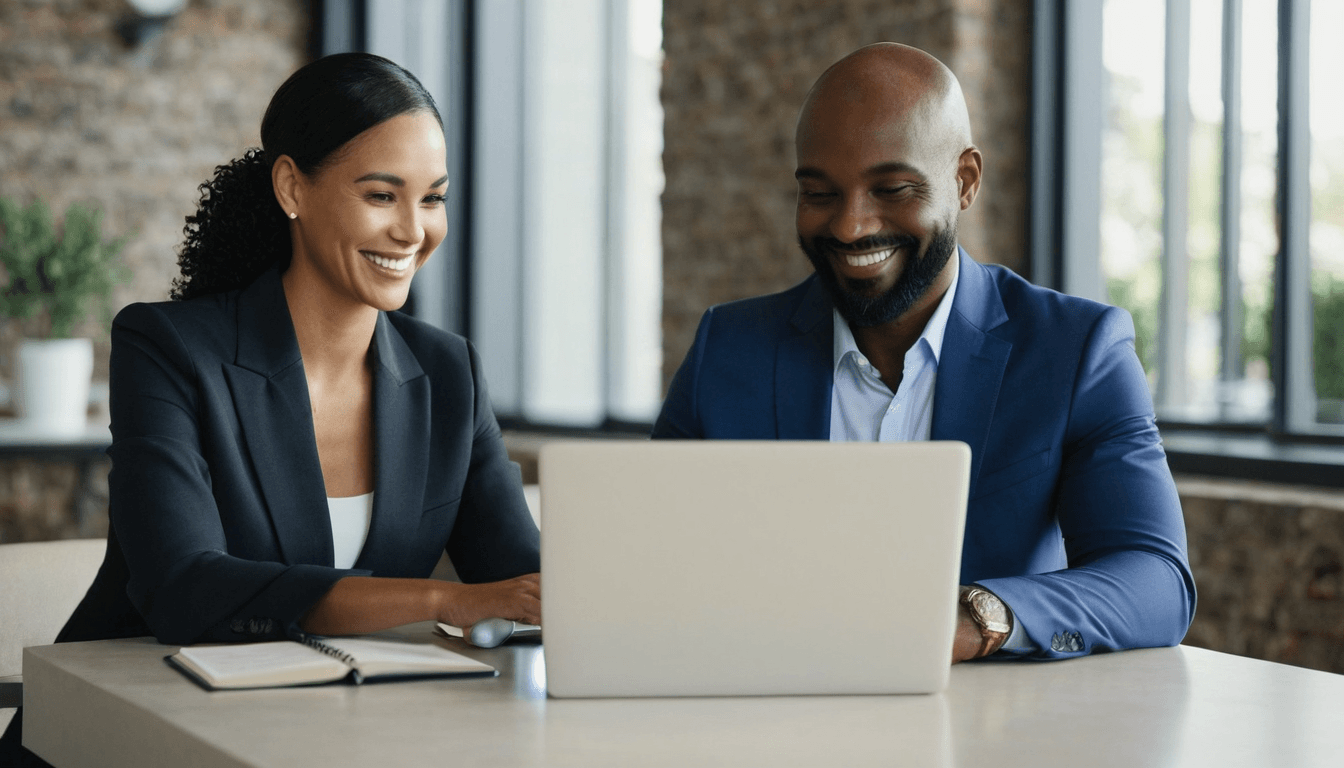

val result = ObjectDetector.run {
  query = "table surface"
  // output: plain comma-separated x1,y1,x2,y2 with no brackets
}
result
23,624,1344,768
0,419,110,455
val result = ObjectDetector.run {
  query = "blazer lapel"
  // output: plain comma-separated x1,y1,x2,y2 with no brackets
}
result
931,250,1012,493
222,269,333,566
776,276,833,440
354,313,430,571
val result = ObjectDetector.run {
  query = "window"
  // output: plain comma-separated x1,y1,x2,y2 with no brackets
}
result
1038,0,1344,442
323,0,665,428
471,0,664,427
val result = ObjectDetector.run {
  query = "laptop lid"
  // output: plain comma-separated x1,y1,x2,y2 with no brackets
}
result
540,440,971,698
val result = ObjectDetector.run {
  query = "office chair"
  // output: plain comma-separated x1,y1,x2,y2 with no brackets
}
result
0,539,105,729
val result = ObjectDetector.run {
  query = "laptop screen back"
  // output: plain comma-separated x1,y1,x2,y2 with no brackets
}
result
540,440,971,698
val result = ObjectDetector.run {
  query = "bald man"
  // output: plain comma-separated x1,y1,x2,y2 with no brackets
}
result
652,44,1196,663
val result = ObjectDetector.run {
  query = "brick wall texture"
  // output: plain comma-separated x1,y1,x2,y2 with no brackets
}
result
1183,493,1344,674
0,456,107,542
0,0,307,382
0,0,306,542
660,0,1032,387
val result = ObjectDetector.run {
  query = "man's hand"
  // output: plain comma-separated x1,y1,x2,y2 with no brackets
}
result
952,601,987,664
437,573,541,628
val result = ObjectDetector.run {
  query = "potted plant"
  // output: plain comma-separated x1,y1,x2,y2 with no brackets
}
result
0,198,129,434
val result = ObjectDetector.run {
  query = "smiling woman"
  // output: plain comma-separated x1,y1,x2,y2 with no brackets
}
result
3,51,543,768
44,53,540,646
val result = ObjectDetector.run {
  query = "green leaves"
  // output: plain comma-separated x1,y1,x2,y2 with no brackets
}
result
0,198,130,339
1314,274,1344,403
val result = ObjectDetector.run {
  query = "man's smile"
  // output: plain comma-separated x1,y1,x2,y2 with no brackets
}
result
840,247,895,268
828,241,911,283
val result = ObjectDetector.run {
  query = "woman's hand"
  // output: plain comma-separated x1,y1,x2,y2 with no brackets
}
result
299,574,539,637
437,573,541,628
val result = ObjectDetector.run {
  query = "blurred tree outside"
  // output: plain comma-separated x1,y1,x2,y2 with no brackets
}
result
1101,65,1164,394
1313,274,1344,421
1109,275,1158,374
1241,283,1272,378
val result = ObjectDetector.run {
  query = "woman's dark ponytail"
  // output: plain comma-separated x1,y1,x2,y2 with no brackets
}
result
170,148,289,301
169,53,441,301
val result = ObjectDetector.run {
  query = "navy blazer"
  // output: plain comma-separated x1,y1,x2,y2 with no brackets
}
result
57,268,540,646
653,249,1196,659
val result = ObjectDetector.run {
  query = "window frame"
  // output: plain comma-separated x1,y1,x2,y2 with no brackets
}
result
320,0,665,430
1032,0,1344,486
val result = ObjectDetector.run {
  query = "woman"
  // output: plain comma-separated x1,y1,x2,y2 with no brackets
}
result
5,51,546,767
64,52,542,646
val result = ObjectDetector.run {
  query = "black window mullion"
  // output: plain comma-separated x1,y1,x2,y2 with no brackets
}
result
1029,0,1065,291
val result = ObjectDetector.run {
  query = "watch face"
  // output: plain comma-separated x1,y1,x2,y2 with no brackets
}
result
970,590,1011,634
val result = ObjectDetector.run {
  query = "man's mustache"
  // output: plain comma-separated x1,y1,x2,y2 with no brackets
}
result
810,234,920,254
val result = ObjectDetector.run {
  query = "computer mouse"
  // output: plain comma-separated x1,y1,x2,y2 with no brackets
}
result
466,618,541,648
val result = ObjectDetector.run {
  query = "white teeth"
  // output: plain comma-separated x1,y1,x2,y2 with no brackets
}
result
843,248,895,268
362,252,413,271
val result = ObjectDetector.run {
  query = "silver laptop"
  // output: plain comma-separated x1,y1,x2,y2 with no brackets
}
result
539,440,971,698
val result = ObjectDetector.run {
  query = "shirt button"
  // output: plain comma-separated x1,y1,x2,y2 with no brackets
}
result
857,358,869,367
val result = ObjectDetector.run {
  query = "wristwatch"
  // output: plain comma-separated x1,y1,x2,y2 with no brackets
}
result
959,586,1011,658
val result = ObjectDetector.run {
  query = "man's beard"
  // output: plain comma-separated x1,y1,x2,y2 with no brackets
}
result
800,225,958,328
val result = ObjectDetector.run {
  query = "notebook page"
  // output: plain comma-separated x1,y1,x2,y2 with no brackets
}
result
319,638,494,678
176,642,348,688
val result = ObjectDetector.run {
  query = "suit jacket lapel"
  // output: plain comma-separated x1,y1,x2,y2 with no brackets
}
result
776,276,833,440
222,269,333,566
355,313,430,571
932,249,1012,494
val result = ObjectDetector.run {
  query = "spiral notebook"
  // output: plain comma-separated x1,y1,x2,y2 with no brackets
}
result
166,636,496,691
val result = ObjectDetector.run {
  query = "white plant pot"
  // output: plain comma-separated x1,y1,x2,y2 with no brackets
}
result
15,338,94,435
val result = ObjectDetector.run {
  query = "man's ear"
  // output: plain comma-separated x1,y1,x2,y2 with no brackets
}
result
956,146,983,210
271,154,304,218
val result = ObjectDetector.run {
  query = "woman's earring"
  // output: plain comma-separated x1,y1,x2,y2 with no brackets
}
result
288,212,297,220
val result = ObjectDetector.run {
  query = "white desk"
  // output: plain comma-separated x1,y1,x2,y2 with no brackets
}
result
23,625,1344,767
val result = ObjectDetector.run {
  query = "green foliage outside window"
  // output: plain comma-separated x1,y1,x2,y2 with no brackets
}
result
1242,280,1273,380
1236,275,1344,420
1108,276,1157,375
1313,274,1344,404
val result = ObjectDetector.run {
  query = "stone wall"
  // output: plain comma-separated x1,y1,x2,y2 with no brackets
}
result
0,0,307,542
0,456,108,542
659,0,1032,387
1179,477,1344,674
0,0,308,382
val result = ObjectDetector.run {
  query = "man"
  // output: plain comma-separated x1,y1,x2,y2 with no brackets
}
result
652,43,1195,662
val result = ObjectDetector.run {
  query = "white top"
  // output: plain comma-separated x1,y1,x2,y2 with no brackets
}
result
327,492,373,569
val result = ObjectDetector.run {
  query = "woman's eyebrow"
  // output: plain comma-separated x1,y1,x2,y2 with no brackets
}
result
354,172,449,188
355,172,404,186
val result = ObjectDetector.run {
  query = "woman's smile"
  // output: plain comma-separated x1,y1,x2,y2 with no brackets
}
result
360,250,415,273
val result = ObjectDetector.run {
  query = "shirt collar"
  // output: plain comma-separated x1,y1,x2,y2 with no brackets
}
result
831,253,961,373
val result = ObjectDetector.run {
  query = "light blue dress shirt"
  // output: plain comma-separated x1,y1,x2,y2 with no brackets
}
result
826,260,1032,653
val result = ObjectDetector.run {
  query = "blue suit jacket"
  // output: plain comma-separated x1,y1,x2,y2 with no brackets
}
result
57,268,540,646
652,250,1196,659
